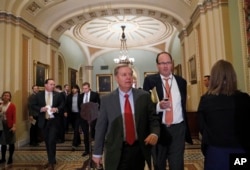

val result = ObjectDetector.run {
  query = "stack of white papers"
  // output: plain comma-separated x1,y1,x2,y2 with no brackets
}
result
45,105,55,118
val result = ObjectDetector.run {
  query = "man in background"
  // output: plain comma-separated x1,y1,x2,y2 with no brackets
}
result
55,85,66,143
143,52,193,170
28,85,40,146
203,75,210,88
79,82,100,157
63,84,70,132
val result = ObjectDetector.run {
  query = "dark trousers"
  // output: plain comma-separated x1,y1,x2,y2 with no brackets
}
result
57,114,65,142
69,113,81,147
30,116,39,145
153,122,185,170
81,118,90,152
43,118,59,164
64,115,70,132
81,117,97,152
204,146,246,170
117,141,145,170
1,144,15,161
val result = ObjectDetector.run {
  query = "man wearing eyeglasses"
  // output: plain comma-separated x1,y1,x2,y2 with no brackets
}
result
143,52,193,170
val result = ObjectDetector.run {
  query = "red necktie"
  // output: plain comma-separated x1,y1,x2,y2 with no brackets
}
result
124,94,135,145
164,78,173,125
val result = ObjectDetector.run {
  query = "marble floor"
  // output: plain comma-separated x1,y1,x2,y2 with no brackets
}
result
0,133,204,170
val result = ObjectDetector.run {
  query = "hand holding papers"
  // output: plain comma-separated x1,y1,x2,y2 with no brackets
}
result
45,105,54,118
31,119,36,125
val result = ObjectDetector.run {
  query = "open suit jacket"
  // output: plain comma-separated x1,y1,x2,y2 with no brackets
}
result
79,91,100,106
79,90,100,135
143,73,193,144
30,90,64,164
93,88,160,170
65,93,82,114
30,91,65,129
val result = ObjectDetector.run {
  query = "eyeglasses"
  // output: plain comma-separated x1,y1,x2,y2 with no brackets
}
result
157,62,172,65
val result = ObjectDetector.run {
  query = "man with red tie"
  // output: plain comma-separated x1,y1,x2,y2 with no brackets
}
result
92,64,160,170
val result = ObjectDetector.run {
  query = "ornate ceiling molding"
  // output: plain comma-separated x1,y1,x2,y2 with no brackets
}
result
51,8,181,47
52,8,180,39
72,15,174,48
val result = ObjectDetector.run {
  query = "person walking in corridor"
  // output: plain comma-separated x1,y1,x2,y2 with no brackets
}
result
30,78,65,170
0,91,16,165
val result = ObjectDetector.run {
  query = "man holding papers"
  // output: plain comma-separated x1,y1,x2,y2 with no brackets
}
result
30,78,64,170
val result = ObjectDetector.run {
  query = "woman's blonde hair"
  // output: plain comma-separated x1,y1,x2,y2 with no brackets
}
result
207,60,237,95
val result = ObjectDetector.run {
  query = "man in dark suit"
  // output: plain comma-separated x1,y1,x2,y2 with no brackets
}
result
28,85,40,146
30,78,64,170
62,84,70,132
203,75,210,88
79,82,100,156
92,64,160,170
143,52,193,170
54,85,66,143
64,84,82,151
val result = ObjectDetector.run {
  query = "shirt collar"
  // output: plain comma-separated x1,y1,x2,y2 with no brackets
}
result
119,88,132,97
160,73,173,80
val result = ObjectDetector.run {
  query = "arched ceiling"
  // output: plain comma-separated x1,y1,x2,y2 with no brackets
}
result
1,0,196,48
72,14,175,48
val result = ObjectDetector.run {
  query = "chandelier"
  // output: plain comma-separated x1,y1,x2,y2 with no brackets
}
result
114,25,134,65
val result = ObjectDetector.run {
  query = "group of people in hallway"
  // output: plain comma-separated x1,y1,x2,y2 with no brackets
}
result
92,52,250,170
0,51,249,170
92,52,193,170
27,80,100,170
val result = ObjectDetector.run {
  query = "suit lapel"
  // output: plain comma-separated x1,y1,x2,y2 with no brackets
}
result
155,74,164,100
41,91,46,106
113,89,122,115
132,89,139,128
52,91,56,107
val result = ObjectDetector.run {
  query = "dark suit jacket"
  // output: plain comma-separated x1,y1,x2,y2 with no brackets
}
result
65,93,82,113
143,73,193,144
198,91,250,153
62,91,68,99
93,88,160,170
79,91,100,107
28,93,39,117
30,91,65,129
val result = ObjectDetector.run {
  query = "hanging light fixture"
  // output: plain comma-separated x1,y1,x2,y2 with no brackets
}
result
114,25,134,65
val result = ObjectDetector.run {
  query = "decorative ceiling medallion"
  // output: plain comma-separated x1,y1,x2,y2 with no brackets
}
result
73,15,174,48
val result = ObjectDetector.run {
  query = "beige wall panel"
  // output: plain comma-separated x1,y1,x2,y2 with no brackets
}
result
33,39,51,68
187,82,201,112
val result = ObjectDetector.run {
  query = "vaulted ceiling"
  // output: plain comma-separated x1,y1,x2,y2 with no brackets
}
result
1,0,196,48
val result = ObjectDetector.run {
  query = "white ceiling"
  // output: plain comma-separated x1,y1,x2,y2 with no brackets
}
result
1,0,199,66
72,15,175,48
0,0,201,88
5,0,196,48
